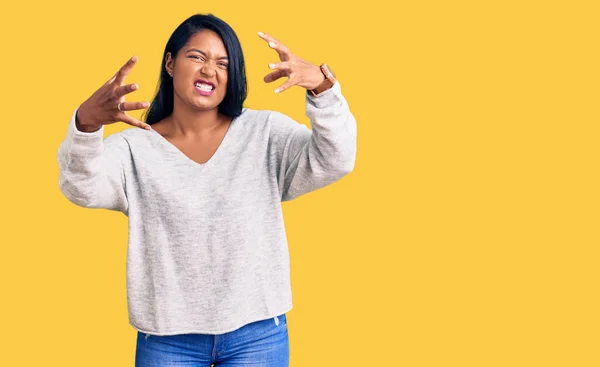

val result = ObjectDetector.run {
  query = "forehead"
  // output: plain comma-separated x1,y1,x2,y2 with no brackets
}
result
184,29,227,56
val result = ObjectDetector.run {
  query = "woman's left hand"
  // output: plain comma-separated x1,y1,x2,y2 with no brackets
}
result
258,32,325,94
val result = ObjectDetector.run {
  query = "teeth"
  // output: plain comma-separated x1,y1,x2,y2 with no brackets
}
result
194,83,213,91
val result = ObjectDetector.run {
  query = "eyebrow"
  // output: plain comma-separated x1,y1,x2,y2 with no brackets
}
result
185,48,229,60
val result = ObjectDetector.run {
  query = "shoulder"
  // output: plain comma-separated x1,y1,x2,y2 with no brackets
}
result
236,107,297,124
235,107,270,124
100,126,154,158
239,107,306,132
106,124,153,144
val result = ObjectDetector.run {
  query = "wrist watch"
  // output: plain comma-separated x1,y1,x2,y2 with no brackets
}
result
310,63,337,97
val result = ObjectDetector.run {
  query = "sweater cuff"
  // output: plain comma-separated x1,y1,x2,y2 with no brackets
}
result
66,106,105,156
69,106,105,137
306,80,343,109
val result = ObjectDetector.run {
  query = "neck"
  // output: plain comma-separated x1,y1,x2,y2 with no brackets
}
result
167,97,226,138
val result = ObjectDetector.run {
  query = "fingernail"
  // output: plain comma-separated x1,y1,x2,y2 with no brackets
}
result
142,102,150,108
145,125,152,130
132,84,138,90
269,41,276,48
132,55,138,62
274,88,280,94
258,31,264,36
269,63,275,69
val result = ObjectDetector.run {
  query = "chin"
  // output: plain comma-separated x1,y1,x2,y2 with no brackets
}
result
190,91,224,108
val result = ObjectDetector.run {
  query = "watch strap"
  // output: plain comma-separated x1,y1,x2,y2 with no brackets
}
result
310,63,336,97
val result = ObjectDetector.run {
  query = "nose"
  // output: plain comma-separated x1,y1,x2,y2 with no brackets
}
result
200,62,217,77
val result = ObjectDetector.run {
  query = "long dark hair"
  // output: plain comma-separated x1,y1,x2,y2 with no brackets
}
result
143,13,248,125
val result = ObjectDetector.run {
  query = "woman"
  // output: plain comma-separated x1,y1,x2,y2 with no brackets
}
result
57,13,356,366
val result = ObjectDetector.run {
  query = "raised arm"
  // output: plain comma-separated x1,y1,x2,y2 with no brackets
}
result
57,108,131,213
257,32,357,201
270,82,357,201
56,55,152,214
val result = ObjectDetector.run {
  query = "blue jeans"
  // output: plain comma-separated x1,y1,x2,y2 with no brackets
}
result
135,313,289,366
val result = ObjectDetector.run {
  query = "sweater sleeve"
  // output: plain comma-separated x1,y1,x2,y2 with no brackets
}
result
270,81,357,202
56,107,129,215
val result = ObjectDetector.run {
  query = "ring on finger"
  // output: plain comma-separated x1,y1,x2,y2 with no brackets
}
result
117,102,123,112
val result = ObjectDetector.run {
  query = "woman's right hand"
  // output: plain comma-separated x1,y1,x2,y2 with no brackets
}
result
75,56,152,132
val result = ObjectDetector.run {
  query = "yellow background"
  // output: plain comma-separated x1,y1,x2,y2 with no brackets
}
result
1,0,598,366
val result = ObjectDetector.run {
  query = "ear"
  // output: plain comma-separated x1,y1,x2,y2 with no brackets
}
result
165,52,174,76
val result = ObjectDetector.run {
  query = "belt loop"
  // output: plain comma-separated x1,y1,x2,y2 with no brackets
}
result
274,315,279,326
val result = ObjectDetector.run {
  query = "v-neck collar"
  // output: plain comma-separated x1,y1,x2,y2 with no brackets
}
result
148,108,247,168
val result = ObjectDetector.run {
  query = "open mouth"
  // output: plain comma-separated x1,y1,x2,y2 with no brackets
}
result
194,79,215,92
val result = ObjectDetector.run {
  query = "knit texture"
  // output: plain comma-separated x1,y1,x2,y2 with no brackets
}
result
57,81,357,335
